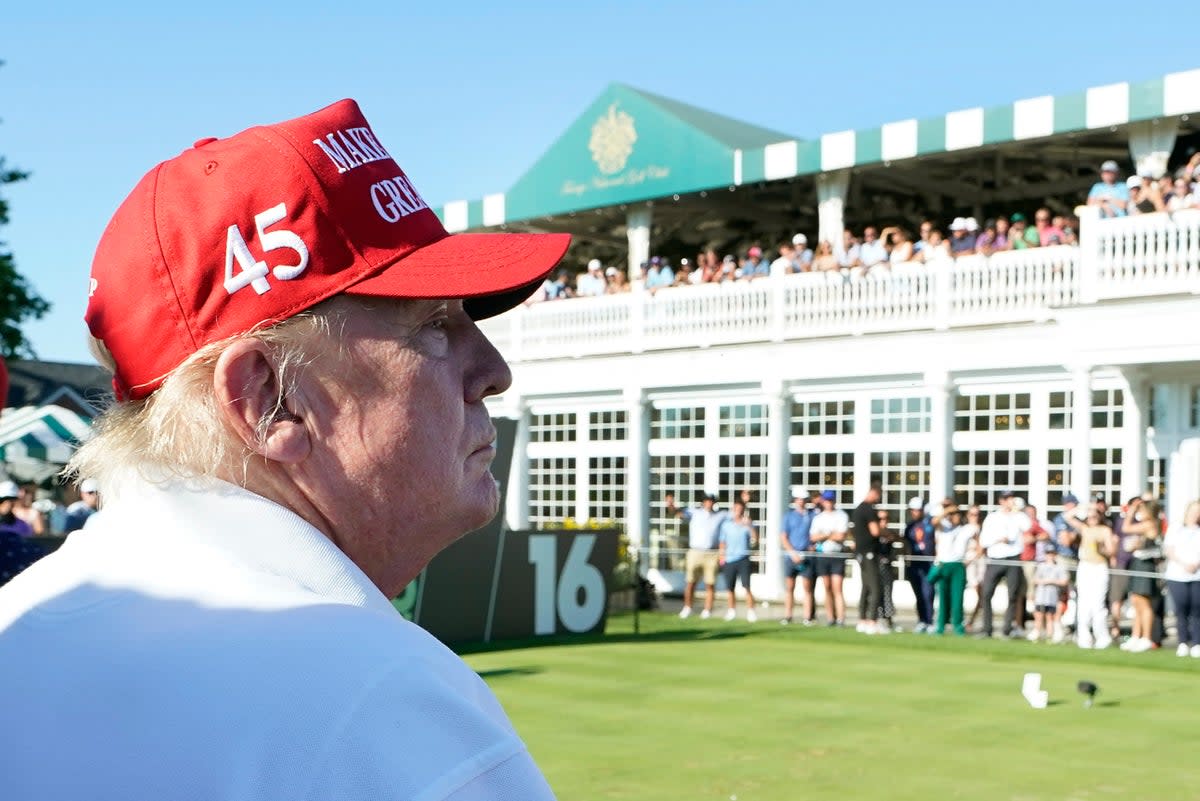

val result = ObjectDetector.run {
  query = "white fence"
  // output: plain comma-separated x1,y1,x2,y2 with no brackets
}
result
481,211,1199,362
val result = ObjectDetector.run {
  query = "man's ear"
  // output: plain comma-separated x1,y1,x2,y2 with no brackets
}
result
213,340,311,464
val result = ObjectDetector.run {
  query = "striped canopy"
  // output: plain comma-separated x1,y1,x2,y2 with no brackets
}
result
0,405,94,465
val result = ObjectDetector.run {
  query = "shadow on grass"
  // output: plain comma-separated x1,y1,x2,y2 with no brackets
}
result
476,666,543,680
455,626,753,656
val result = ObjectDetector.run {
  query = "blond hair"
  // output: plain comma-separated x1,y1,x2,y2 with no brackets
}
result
66,308,341,490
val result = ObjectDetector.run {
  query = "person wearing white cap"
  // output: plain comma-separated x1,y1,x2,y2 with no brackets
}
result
948,217,976,257
577,258,607,297
62,479,100,534
791,233,813,271
0,482,44,586
1087,159,1129,218
903,497,935,632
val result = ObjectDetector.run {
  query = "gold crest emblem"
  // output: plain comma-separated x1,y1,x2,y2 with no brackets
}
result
589,103,637,175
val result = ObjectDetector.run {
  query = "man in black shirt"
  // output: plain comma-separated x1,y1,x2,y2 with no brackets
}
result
852,485,884,634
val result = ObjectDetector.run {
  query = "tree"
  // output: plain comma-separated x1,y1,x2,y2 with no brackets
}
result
0,69,52,359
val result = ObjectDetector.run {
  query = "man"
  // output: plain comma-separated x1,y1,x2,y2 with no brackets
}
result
717,500,757,622
770,242,796,279
809,489,849,626
948,217,976,257
576,258,607,297
1087,160,1129,218
779,488,817,624
912,220,934,257
833,229,861,273
857,227,887,275
1053,493,1083,561
743,246,771,280
645,256,674,291
0,100,569,799
1034,208,1064,246
1019,502,1053,636
791,233,814,271
1008,213,1040,249
903,497,935,633
978,490,1028,638
666,491,728,620
62,478,100,533
851,485,884,634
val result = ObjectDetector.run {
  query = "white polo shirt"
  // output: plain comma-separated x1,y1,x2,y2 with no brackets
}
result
979,508,1025,560
811,509,849,552
0,473,555,801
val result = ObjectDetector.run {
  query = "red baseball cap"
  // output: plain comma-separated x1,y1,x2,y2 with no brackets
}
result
86,98,570,400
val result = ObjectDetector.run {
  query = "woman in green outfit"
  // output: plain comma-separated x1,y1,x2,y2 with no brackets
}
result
929,506,981,634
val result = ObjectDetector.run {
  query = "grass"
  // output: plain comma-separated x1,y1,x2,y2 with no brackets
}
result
460,611,1200,801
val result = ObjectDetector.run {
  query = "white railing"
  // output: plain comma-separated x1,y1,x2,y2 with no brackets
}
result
1090,208,1200,299
482,212,1198,362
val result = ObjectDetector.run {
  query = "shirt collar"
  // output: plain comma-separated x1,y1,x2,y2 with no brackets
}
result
97,472,396,617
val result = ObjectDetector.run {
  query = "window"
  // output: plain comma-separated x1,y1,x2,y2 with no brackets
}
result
953,449,1030,508
1046,449,1071,517
528,457,576,527
1191,386,1200,428
530,412,576,443
719,453,768,529
1147,457,1166,502
649,454,706,539
1090,389,1124,429
954,392,1031,432
1049,391,1072,430
791,399,855,436
870,397,931,434
870,451,931,537
789,451,855,506
588,410,628,442
588,456,626,523
719,404,768,438
1090,447,1123,505
651,406,705,439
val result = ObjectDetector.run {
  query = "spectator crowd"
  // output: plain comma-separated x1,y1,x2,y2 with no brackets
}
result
671,483,1200,658
530,156,1200,302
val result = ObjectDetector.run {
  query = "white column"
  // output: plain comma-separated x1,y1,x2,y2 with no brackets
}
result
626,206,652,287
506,399,531,531
1127,119,1177,179
763,379,790,599
1076,205,1101,304
816,169,851,246
1071,366,1094,502
1167,438,1200,527
624,386,650,553
1120,369,1148,503
926,371,954,503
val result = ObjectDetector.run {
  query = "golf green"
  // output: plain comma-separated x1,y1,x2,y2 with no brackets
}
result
462,612,1198,800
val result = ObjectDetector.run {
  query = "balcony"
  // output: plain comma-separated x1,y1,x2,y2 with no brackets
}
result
480,210,1200,362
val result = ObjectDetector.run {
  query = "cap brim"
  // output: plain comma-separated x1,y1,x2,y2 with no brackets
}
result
343,231,571,320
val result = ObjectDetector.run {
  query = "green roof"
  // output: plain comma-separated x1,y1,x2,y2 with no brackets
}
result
437,69,1200,231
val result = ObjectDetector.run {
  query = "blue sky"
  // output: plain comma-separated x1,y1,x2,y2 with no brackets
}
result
3,1,1196,363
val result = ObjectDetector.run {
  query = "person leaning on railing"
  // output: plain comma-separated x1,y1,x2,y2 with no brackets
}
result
1164,500,1200,658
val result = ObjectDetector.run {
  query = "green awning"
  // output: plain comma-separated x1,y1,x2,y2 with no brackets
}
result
439,82,793,230
436,68,1200,230
0,405,93,465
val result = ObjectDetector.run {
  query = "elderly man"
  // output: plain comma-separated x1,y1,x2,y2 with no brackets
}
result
0,100,568,799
